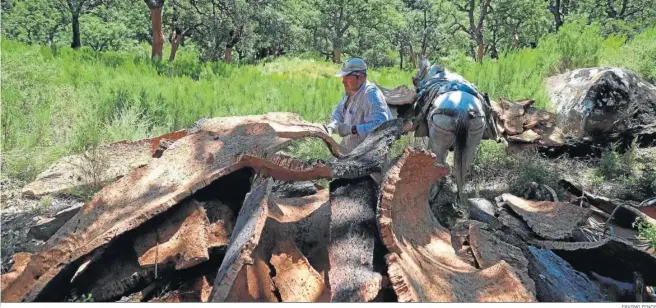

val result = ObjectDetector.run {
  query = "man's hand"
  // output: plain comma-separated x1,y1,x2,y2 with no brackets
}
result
325,122,338,135
337,123,353,137
322,124,333,135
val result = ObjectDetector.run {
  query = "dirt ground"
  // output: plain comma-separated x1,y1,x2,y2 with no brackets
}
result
1,178,84,274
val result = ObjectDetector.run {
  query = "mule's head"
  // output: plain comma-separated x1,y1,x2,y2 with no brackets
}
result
413,55,431,87
413,55,445,88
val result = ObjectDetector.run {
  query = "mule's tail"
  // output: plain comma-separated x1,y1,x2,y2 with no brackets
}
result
453,110,469,211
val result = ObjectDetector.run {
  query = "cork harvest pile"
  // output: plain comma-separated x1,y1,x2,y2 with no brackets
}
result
2,112,655,303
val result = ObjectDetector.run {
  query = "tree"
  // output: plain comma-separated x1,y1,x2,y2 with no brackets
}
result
1,0,70,46
144,0,165,60
57,0,108,49
166,0,203,61
312,0,387,63
545,0,580,31
450,0,493,61
485,0,549,56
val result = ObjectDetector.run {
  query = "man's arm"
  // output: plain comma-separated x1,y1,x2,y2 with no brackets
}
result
328,96,346,126
355,89,392,135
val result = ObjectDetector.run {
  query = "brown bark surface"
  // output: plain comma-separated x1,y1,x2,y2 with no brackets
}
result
378,149,535,302
501,194,591,240
1,113,330,303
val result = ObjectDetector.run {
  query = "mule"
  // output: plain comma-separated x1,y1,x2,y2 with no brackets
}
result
412,56,487,209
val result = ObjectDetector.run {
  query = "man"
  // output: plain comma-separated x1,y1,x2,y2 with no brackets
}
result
326,58,393,152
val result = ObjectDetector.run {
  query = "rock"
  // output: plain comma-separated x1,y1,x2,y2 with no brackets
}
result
547,67,656,137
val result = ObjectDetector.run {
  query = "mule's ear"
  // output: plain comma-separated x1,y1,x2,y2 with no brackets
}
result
418,55,430,74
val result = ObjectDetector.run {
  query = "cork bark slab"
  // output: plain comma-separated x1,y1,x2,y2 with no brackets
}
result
238,119,405,181
194,112,347,158
377,83,417,105
268,188,329,223
270,240,326,302
132,200,211,270
497,208,538,240
2,113,317,303
501,194,591,240
468,224,536,296
267,199,331,283
149,276,213,302
1,253,32,291
200,200,235,248
219,180,332,302
21,130,187,197
238,153,333,181
378,149,535,302
211,178,272,302
328,176,382,302
79,244,155,302
526,246,607,302
223,245,279,302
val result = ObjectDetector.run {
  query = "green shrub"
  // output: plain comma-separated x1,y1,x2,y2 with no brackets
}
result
508,151,561,197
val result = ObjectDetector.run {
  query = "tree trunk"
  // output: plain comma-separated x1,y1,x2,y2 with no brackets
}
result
169,31,183,61
225,47,232,64
333,48,341,64
71,14,81,49
409,45,417,68
399,45,404,70
149,7,165,60
551,0,564,31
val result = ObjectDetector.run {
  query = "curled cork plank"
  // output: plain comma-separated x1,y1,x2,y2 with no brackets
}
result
329,119,404,179
268,199,331,282
270,240,327,302
268,188,329,223
210,178,272,302
501,194,591,240
376,83,417,106
238,119,405,182
237,154,333,181
328,176,382,302
132,200,211,270
194,112,347,158
1,114,317,303
497,208,538,241
378,148,535,302
532,237,656,286
1,253,32,290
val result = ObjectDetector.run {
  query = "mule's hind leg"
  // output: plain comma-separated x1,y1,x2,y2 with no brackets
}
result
462,116,486,177
427,114,455,164
427,114,455,201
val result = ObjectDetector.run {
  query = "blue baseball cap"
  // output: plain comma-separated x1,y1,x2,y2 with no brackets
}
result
335,58,368,77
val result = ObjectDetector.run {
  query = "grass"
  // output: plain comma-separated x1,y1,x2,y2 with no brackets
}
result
2,21,655,183
635,218,656,249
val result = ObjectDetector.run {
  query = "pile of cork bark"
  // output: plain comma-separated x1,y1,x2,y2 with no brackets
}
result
2,112,655,303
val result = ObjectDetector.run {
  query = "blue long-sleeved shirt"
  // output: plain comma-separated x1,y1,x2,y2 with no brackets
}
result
329,81,392,136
